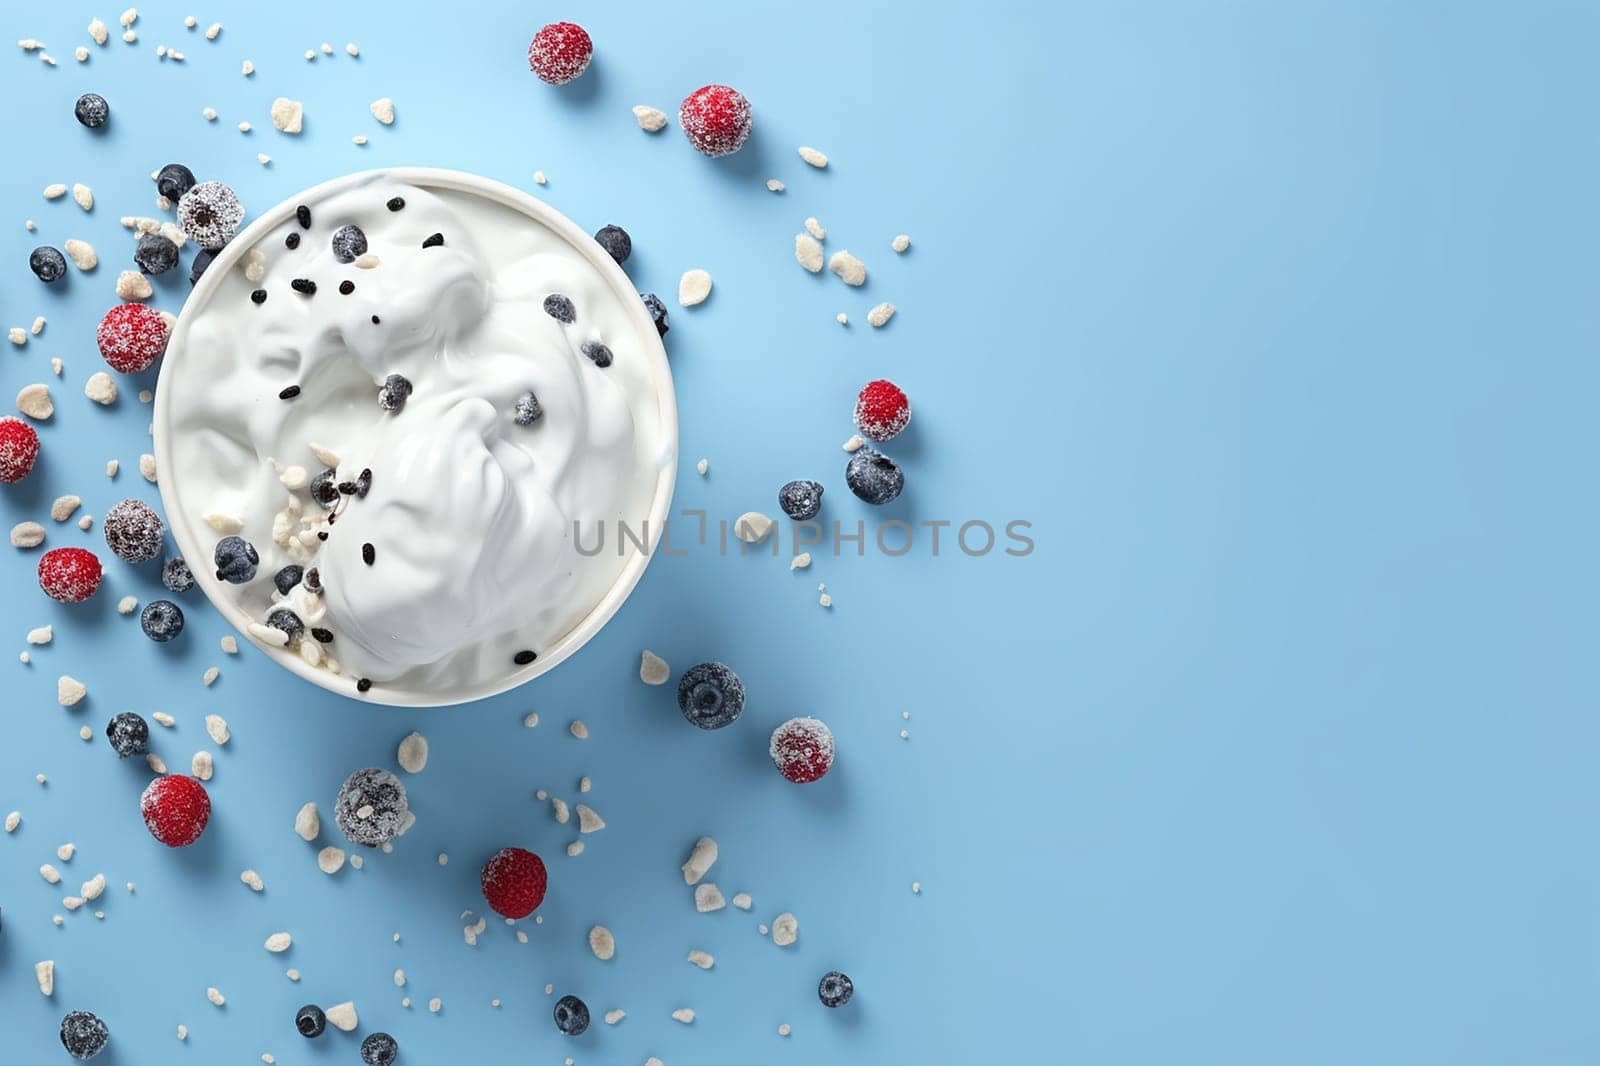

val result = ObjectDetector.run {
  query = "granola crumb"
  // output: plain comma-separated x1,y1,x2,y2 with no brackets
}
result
202,666,219,686
842,434,865,452
682,836,717,885
892,234,911,253
687,949,714,969
640,650,669,685
317,846,345,874
867,302,896,328
696,457,708,476
804,217,826,240
604,1009,625,1025
533,170,547,186
672,1008,695,1024
790,552,812,571
220,635,238,654
105,459,118,477
369,97,395,125
632,104,668,131
566,841,584,856
569,719,588,740
779,1023,792,1036
694,883,726,913
771,912,799,946
731,892,752,910
766,179,785,193
240,869,264,891
588,925,615,960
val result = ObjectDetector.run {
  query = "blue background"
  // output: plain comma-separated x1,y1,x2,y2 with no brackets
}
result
2,2,1597,1063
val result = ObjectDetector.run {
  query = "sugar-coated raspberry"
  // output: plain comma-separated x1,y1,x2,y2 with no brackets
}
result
481,846,548,919
853,379,911,442
103,498,165,563
0,416,41,483
96,303,170,373
770,717,835,783
679,84,752,157
38,548,103,603
528,22,593,85
140,774,211,847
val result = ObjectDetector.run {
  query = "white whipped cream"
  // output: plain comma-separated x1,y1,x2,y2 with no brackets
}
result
160,172,673,698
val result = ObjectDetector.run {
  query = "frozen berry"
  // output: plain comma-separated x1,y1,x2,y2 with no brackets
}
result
677,662,744,730
59,1010,109,1060
553,994,590,1036
38,548,102,603
513,391,543,426
273,565,304,594
544,294,576,323
593,225,631,264
481,846,547,919
177,181,245,250
30,245,67,283
845,448,904,505
134,234,179,275
161,557,195,592
331,224,368,263
778,479,824,521
853,379,910,442
335,768,409,847
266,608,304,644
103,498,165,563
105,712,150,758
140,600,185,642
0,416,40,483
640,292,669,336
361,1032,399,1065
528,22,593,84
770,717,835,783
214,535,259,584
156,163,196,202
74,93,110,128
581,341,612,368
818,970,854,1007
96,303,170,373
378,373,412,411
679,84,753,157
295,1004,326,1038
309,469,340,507
140,774,211,847
189,247,216,285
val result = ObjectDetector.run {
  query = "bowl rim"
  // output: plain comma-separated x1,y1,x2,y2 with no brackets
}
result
152,166,679,707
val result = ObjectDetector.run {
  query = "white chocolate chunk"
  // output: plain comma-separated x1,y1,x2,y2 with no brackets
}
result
17,384,54,420
35,960,54,996
576,804,605,833
12,522,46,548
84,373,117,405
264,932,292,952
57,676,86,706
734,512,772,543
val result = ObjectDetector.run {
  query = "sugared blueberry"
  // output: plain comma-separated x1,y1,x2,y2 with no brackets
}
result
378,373,412,411
103,498,165,563
331,224,368,263
295,1004,326,1038
273,565,304,595
581,340,613,368
309,469,340,507
818,970,855,1007
161,557,195,592
334,768,408,847
155,163,196,201
640,292,669,336
593,224,631,264
543,294,576,323
29,246,67,283
189,247,216,285
140,600,185,642
677,662,745,730
845,448,904,505
177,181,245,250
360,1032,399,1066
266,608,305,644
59,1010,109,1060
553,994,590,1036
133,234,179,275
290,278,317,296
513,391,543,426
295,204,312,229
214,535,259,584
74,93,110,129
105,712,150,758
778,479,824,521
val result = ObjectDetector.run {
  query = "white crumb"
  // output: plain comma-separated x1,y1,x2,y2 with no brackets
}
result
772,912,799,946
551,797,569,824
55,842,74,861
576,805,605,833
57,676,86,706
264,932,292,952
240,59,252,75
892,233,911,253
588,925,615,960
695,883,726,913
152,712,174,727
794,234,824,273
4,812,19,833
295,802,320,840
8,328,26,346
30,316,45,335
220,635,239,654
326,1002,358,1031
397,732,428,773
317,847,345,874
523,712,539,728
732,892,753,910
678,268,713,307
633,104,668,131
11,522,45,548
75,46,88,61
346,42,359,56
369,97,395,125
569,719,588,740
240,869,263,891
829,250,867,286
789,552,812,570
205,23,221,40
682,836,717,885
427,998,441,1014
640,650,670,685
766,178,785,192
72,184,94,212
779,1023,792,1036
843,434,865,452
40,864,61,884
191,750,213,780
43,184,68,200
696,458,709,476
269,97,303,134
36,960,54,996
567,840,584,857
84,372,117,405
81,873,105,900
867,302,896,328
805,216,826,240
672,1008,696,1024
17,384,54,420
206,987,225,1007
202,107,217,121
604,1009,625,1025
117,595,138,614
237,121,251,133
735,511,773,544
27,626,52,645
393,968,406,987
798,146,829,168
116,270,152,300
533,170,547,185
204,714,230,744
146,753,166,773
687,949,715,969
89,18,109,45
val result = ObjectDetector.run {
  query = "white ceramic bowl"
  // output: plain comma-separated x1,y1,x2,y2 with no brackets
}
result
154,167,678,707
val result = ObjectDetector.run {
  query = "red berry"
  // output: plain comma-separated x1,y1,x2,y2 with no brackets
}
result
38,547,103,604
678,84,752,158
96,303,170,374
481,846,548,919
0,416,40,483
140,774,211,847
528,22,592,84
770,717,835,784
853,379,911,442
